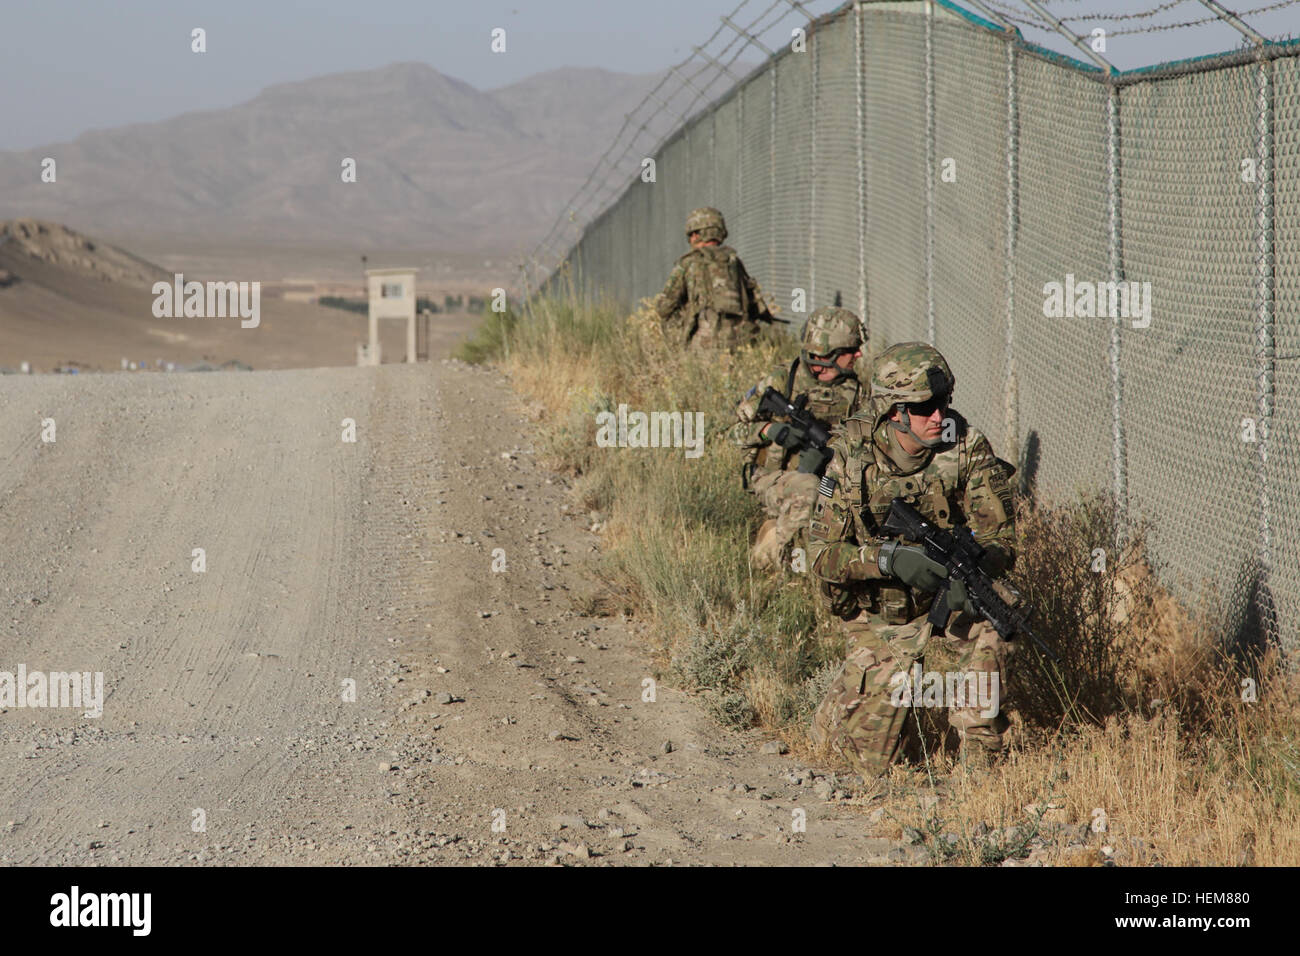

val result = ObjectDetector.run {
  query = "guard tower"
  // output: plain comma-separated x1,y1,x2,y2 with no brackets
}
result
362,268,417,365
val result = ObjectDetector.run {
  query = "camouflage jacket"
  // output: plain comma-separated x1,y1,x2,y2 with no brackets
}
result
808,409,1017,622
730,358,863,478
653,244,773,346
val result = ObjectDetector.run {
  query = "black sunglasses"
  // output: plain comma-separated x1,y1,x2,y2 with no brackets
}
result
904,395,948,417
807,348,855,364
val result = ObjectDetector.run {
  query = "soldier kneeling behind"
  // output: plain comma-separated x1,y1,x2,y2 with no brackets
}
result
731,306,866,571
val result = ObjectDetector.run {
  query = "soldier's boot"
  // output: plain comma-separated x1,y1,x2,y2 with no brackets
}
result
750,519,783,571
949,709,1010,772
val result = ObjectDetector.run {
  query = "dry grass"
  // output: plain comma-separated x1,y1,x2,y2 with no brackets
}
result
456,291,1300,865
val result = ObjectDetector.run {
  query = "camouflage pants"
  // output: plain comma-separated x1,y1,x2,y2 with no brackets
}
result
749,469,818,571
810,608,1014,777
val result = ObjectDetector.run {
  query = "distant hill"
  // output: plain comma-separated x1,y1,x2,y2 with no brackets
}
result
0,218,166,285
0,219,373,372
0,63,668,256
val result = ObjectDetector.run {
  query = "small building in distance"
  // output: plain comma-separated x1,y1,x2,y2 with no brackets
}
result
361,267,417,366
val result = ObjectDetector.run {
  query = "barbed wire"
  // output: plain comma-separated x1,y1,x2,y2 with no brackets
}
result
1105,1,1299,37
1054,0,1191,25
526,6,749,266
526,0,1300,287
974,0,1050,29
1038,0,1300,36
525,0,840,283
567,0,791,224
1029,0,1298,35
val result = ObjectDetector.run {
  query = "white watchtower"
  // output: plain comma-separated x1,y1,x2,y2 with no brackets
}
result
361,268,418,365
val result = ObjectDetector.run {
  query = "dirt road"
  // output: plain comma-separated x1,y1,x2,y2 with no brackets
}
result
0,360,917,865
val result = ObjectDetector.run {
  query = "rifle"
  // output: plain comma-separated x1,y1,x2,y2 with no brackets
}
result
756,387,833,476
880,497,1061,666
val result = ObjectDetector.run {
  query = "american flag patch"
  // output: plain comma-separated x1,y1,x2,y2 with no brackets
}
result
818,475,837,498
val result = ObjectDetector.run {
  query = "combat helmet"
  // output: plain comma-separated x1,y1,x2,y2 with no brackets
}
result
685,207,727,244
799,306,863,382
869,342,954,449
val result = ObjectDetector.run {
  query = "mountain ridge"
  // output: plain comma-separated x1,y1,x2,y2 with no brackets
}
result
0,62,669,255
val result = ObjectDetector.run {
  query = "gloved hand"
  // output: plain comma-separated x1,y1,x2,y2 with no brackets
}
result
945,576,978,616
878,541,948,593
797,446,832,474
764,422,807,449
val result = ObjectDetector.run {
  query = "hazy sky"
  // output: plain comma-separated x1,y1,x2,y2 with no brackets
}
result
2,0,776,150
3,0,1297,150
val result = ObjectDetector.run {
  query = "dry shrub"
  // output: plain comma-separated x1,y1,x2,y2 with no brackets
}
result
459,292,1300,863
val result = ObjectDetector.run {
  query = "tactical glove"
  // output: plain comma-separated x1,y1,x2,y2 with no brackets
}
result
764,422,807,449
796,445,832,475
877,541,948,593
945,576,978,617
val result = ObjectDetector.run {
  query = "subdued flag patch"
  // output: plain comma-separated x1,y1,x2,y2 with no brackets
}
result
819,475,837,498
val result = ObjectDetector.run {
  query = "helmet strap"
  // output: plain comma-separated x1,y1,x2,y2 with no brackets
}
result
887,403,944,449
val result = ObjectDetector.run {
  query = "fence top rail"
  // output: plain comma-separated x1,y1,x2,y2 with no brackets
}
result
932,0,1300,83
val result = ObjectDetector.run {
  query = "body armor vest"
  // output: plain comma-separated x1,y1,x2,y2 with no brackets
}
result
840,413,968,623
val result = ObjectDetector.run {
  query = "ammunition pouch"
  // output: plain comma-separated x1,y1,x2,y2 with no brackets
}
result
818,578,859,620
877,585,914,625
829,582,936,625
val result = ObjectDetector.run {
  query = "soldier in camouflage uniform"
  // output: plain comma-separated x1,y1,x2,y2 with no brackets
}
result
807,343,1019,775
731,307,866,570
653,207,775,349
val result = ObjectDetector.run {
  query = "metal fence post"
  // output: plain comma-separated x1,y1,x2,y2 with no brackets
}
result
855,0,868,346
924,0,936,345
711,110,718,209
738,82,745,231
770,57,779,286
1107,81,1128,549
1003,31,1020,472
1255,51,1276,638
810,22,819,313
686,126,693,201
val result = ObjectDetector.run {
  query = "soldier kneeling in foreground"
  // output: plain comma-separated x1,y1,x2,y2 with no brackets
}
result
807,342,1020,775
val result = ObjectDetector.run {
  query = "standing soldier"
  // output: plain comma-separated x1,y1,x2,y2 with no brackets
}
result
807,343,1019,775
653,207,776,349
731,307,866,570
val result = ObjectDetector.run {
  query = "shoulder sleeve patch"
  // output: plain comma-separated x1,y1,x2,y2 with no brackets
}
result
818,475,837,498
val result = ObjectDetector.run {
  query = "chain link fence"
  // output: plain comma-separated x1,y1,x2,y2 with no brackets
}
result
538,0,1300,658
